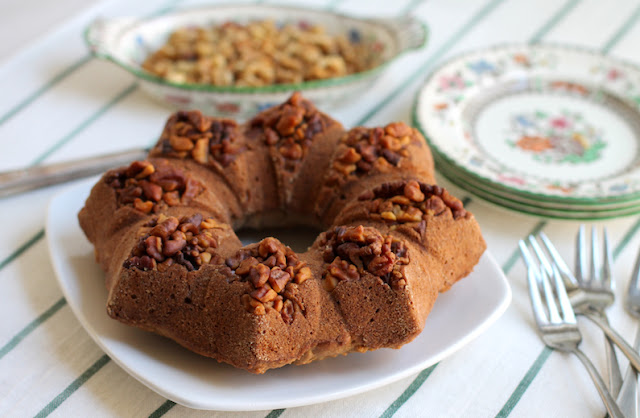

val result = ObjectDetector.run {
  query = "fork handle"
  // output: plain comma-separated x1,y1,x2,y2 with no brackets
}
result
601,314,623,397
572,347,625,418
582,309,640,374
616,321,640,417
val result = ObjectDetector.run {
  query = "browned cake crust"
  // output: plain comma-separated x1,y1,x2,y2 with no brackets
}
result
78,92,486,374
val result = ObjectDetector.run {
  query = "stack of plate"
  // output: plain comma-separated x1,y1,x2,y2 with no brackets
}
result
413,44,640,220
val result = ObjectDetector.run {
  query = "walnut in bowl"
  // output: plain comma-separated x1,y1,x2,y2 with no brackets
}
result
85,4,427,119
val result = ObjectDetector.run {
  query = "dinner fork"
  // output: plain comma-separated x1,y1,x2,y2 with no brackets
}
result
616,247,640,417
519,240,624,418
530,229,640,382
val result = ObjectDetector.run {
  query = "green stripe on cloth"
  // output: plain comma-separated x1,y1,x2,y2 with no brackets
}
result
0,56,92,126
355,0,507,127
494,348,553,418
0,228,44,272
601,3,640,54
502,221,547,273
35,354,111,418
495,218,640,417
613,217,640,258
379,364,438,418
265,409,286,418
0,0,185,127
30,82,138,165
0,297,66,360
148,400,176,418
529,0,582,43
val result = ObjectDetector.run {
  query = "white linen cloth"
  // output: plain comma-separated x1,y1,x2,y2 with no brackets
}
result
2,0,640,416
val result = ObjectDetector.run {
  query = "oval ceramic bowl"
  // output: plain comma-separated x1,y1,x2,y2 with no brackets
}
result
85,4,427,119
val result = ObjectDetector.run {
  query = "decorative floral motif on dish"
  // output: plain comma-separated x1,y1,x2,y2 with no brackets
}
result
507,110,606,164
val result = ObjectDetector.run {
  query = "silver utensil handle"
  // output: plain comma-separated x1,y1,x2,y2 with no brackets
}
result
616,321,640,418
602,314,623,398
583,310,640,374
573,347,625,418
0,148,148,198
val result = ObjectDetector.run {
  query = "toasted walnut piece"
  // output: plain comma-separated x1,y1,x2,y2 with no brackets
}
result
249,264,270,288
327,123,418,191
169,135,195,152
144,236,163,261
404,180,425,202
124,214,224,272
108,160,204,213
251,93,326,175
380,211,396,221
156,111,244,167
268,268,291,293
273,296,284,312
294,266,312,284
192,138,209,163
320,226,409,290
126,160,155,179
323,274,339,292
357,180,468,226
150,217,179,240
338,147,361,164
251,285,278,303
229,237,306,322
258,237,281,258
133,198,154,213
281,299,295,324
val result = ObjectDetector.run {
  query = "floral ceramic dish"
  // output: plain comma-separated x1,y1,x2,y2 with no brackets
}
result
414,44,640,215
85,4,427,119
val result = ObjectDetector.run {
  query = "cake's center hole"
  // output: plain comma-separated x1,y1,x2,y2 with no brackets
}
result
236,226,323,253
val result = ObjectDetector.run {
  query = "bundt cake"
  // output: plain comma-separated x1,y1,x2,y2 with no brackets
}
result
78,92,486,374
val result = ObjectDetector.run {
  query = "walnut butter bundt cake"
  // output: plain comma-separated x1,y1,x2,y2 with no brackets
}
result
78,92,486,374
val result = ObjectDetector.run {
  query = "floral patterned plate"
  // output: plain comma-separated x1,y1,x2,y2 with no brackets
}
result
436,157,640,220
414,44,640,208
85,4,427,119
434,154,640,212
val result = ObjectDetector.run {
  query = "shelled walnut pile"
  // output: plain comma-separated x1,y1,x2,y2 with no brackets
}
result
142,20,380,86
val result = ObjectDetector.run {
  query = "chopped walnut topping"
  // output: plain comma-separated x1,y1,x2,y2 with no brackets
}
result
106,160,204,214
227,236,311,323
328,122,417,186
319,225,409,291
250,92,326,171
123,214,226,272
156,110,244,166
357,180,468,236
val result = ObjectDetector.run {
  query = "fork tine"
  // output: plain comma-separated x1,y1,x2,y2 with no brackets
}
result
527,264,548,327
541,267,562,324
576,224,587,282
520,241,548,327
630,246,640,292
602,227,612,289
519,240,538,274
528,235,552,277
591,227,601,282
552,264,576,324
538,231,579,288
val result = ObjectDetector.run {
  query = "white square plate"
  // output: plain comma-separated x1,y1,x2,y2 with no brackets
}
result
46,178,511,411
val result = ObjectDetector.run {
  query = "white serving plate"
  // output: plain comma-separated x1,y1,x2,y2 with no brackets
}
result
46,178,511,411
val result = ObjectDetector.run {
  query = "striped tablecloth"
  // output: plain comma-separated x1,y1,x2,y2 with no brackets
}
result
3,0,640,416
